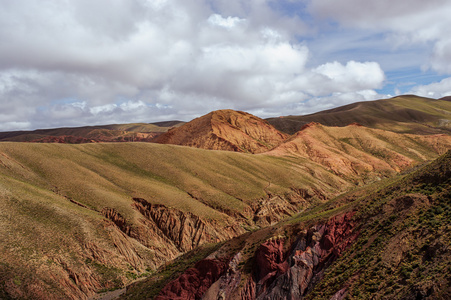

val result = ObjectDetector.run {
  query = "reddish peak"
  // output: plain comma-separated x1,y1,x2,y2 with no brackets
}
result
210,109,245,114
348,122,363,127
209,109,255,119
298,122,322,132
155,109,287,153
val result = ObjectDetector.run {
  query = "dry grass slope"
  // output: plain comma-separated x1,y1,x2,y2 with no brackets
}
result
0,142,347,299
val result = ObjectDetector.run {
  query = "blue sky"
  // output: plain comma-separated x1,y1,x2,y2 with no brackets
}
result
1,0,451,131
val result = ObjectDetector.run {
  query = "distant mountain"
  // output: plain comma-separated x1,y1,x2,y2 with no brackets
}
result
154,109,288,153
266,95,451,135
0,122,184,143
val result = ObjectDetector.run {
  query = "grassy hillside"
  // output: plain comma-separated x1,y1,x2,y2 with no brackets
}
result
308,150,451,299
0,142,345,218
267,95,451,135
0,142,347,299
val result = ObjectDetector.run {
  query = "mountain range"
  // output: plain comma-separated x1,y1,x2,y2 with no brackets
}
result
0,95,450,299
2,95,450,145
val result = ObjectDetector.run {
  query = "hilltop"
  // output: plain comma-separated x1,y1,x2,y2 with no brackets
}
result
267,95,451,135
154,109,288,153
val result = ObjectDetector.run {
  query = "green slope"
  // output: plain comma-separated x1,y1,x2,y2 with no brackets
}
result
267,95,451,135
0,142,344,219
309,151,451,299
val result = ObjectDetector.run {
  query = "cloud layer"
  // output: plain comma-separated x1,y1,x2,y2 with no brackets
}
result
0,0,450,130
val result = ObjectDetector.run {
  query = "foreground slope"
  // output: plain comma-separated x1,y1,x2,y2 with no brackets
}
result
154,109,288,153
125,151,451,300
0,142,347,299
267,95,451,135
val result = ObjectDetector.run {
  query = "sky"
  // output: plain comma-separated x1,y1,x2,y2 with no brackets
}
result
2,0,451,131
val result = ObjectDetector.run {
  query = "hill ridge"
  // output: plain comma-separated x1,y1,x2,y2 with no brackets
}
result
266,95,451,135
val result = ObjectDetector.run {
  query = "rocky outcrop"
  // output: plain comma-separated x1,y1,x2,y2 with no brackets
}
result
132,198,244,252
99,198,247,275
202,252,244,300
101,207,131,235
201,212,359,300
250,194,300,227
155,258,230,300
188,187,318,228
256,212,358,299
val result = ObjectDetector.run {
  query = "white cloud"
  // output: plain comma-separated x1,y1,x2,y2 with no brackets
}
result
0,0,391,130
430,40,451,73
1,122,31,131
409,77,451,98
313,61,385,93
308,0,451,74
208,14,245,28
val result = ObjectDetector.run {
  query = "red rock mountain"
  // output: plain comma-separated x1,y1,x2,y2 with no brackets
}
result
154,109,288,153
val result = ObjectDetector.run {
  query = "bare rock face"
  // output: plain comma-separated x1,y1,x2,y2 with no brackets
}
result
101,207,131,235
254,238,288,295
155,258,230,300
200,212,359,300
132,198,244,252
250,194,303,227
155,110,288,153
257,212,358,299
